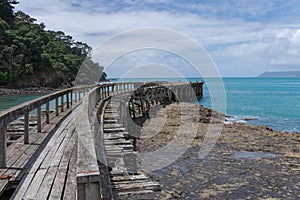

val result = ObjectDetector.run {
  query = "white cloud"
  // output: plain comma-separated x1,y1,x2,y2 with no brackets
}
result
15,0,300,77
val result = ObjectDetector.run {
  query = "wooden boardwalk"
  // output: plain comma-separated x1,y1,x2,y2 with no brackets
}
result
102,99,161,199
0,103,77,198
0,81,204,199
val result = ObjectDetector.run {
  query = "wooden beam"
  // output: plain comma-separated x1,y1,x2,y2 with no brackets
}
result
0,126,7,168
24,111,29,144
46,102,50,124
67,92,70,109
61,95,64,113
70,91,73,105
55,97,59,116
37,106,42,132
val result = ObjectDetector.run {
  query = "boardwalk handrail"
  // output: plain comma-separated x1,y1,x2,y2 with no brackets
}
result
0,85,91,168
76,82,138,200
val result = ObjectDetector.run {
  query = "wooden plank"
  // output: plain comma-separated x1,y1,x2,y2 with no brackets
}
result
11,173,35,199
30,116,72,172
111,174,148,182
57,129,76,169
0,179,8,196
63,137,77,200
103,128,126,133
112,181,161,191
50,128,74,168
49,132,76,199
103,119,118,124
36,123,76,199
40,126,71,169
117,189,154,196
6,134,47,180
48,168,67,199
23,168,47,199
35,167,58,199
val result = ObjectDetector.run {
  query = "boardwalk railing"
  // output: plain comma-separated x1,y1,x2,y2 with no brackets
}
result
0,86,90,168
76,82,138,200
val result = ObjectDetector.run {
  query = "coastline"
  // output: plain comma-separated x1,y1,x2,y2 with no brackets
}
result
138,102,300,199
0,87,63,97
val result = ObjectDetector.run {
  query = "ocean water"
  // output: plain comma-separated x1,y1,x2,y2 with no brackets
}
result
0,77,299,133
115,77,300,133
0,94,43,112
199,77,300,133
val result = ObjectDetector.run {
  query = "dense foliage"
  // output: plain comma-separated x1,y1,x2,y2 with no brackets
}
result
0,0,106,87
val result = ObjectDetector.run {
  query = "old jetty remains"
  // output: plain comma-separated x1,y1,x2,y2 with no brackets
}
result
0,81,203,199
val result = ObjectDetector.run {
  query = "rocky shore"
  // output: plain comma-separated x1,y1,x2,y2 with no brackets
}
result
0,87,61,96
137,103,300,199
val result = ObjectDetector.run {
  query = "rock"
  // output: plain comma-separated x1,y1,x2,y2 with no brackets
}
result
243,117,258,121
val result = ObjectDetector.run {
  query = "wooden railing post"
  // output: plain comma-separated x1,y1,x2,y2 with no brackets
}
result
55,97,59,116
100,87,103,99
70,91,73,105
104,86,107,98
37,105,42,132
0,126,7,168
61,95,64,112
24,111,29,144
74,91,78,103
67,93,70,109
96,87,100,101
46,102,50,124
112,84,114,94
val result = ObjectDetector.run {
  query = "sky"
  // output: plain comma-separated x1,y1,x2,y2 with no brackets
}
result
15,0,300,77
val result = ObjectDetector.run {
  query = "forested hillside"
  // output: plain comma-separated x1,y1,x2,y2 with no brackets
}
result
0,0,106,88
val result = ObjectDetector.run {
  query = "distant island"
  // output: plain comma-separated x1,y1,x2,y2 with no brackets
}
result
260,71,300,77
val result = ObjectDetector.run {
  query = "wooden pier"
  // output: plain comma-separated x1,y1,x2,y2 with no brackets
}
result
0,81,203,199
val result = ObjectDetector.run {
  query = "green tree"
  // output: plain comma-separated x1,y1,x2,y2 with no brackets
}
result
0,0,18,22
0,1,107,87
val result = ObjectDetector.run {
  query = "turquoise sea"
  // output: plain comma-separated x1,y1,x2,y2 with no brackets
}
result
0,77,299,133
0,94,43,111
201,77,300,133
